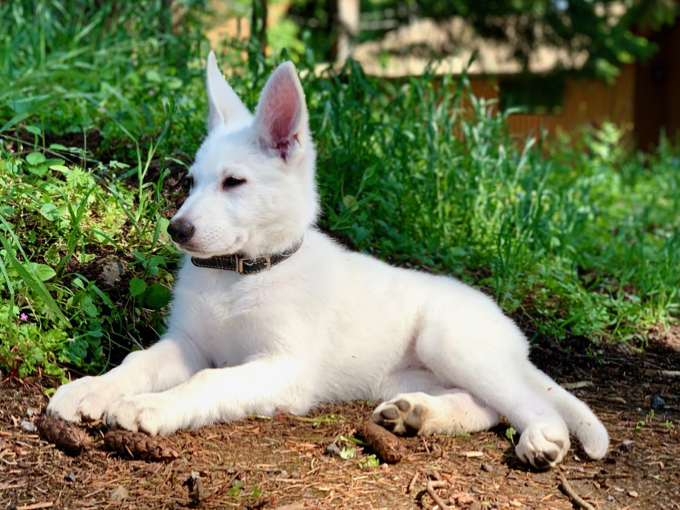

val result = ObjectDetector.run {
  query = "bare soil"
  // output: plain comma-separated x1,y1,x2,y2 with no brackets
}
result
1,329,679,510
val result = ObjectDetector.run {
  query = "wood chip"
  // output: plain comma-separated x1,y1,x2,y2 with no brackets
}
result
35,415,91,454
357,422,406,464
104,429,180,462
461,451,484,457
561,381,594,390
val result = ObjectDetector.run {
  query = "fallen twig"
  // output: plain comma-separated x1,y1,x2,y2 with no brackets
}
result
561,381,594,390
407,471,420,494
558,473,596,510
426,480,449,510
644,369,680,378
16,503,54,510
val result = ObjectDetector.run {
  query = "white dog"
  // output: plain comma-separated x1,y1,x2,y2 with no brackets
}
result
48,52,609,469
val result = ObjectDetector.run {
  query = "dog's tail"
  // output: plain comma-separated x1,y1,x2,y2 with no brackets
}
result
524,365,609,459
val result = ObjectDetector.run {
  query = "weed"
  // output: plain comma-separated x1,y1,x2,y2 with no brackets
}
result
358,454,380,468
339,446,356,460
636,409,656,430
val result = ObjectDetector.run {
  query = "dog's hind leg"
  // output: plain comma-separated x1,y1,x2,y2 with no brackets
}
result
410,305,573,469
522,364,609,460
373,387,500,436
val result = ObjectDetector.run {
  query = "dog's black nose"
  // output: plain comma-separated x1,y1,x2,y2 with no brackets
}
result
167,218,195,244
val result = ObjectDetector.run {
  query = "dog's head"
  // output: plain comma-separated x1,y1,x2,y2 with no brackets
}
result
167,52,319,259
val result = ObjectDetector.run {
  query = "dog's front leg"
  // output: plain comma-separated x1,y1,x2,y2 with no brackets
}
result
105,357,310,435
47,337,209,423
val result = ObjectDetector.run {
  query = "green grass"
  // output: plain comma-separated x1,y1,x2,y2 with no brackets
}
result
1,1,679,380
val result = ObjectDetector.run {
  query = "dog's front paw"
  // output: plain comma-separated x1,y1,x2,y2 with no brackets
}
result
515,423,570,469
47,376,121,423
105,394,181,436
372,394,427,435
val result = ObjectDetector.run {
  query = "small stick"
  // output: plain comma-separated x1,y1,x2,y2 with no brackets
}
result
561,381,593,390
558,473,596,510
407,472,420,494
644,369,680,378
426,480,449,510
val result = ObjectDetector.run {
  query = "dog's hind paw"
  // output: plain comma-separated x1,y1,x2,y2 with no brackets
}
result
515,423,570,469
372,395,426,435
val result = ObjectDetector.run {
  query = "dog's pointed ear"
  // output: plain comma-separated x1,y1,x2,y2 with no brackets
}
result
206,51,251,132
252,61,308,163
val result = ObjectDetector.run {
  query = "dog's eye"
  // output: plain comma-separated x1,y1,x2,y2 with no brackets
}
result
223,176,246,190
181,176,194,191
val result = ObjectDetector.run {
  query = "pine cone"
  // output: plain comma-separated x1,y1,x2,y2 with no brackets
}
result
358,422,406,464
35,415,91,454
104,429,180,462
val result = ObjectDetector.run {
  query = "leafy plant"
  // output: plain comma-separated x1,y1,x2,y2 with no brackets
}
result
358,454,380,468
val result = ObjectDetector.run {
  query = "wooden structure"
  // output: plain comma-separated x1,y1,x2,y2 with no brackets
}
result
464,66,636,145
353,15,680,149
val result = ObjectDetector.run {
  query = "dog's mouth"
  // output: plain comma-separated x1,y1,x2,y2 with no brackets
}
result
177,237,244,259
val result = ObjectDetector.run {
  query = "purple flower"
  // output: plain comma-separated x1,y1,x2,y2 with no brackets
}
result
148,90,155,96
20,313,28,321
118,301,124,308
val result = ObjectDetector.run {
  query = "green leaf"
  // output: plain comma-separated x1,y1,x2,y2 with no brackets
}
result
227,481,244,497
505,427,517,442
359,454,380,468
339,446,356,459
129,277,147,297
77,252,96,263
167,78,183,90
26,152,46,166
28,263,56,282
146,70,162,83
145,283,171,309
40,203,59,221
25,125,42,135
343,195,359,211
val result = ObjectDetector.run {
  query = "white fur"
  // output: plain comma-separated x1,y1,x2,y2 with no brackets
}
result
47,52,609,469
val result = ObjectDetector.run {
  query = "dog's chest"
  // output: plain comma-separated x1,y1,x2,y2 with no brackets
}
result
172,265,279,364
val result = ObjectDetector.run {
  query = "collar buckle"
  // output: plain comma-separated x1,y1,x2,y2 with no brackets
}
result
236,254,272,274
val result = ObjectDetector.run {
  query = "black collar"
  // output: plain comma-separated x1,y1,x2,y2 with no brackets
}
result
190,240,303,275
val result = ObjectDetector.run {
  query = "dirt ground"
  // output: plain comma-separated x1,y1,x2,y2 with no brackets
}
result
1,328,679,510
